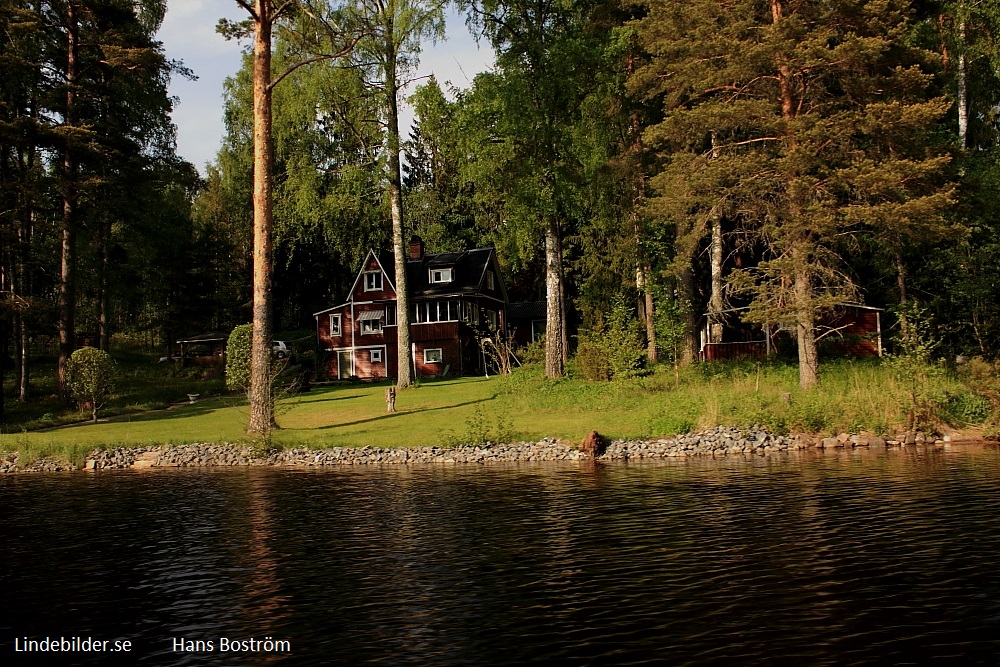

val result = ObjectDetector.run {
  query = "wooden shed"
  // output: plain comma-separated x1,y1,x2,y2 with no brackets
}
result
699,304,883,362
175,332,228,367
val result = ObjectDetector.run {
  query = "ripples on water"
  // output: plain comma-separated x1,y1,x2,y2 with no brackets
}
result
2,447,1000,666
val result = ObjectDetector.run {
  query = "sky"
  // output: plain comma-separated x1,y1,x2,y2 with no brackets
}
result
156,1,494,174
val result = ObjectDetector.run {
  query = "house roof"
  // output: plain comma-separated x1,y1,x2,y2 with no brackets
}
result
376,248,502,299
313,247,507,319
508,301,546,320
176,332,229,344
702,302,884,318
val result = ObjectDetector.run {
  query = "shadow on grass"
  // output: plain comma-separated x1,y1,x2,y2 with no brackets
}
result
86,384,367,426
285,390,369,405
315,396,496,430
70,398,233,426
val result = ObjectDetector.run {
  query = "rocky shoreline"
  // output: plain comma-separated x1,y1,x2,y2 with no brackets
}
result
0,425,978,473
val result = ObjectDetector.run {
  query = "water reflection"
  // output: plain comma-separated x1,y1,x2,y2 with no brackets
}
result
1,446,1000,665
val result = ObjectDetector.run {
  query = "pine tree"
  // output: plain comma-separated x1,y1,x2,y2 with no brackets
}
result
632,0,956,387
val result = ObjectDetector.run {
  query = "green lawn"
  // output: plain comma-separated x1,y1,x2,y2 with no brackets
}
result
3,358,995,465
0,374,630,455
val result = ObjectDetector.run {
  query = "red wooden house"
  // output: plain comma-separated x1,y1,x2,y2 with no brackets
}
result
314,238,508,379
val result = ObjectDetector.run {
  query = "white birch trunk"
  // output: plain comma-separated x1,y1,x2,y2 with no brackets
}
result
709,215,724,344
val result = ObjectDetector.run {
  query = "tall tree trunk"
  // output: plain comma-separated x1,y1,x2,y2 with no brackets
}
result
770,0,795,118
97,217,110,351
895,249,908,304
248,0,277,434
544,217,564,378
386,39,413,389
709,214,724,343
628,98,656,363
707,133,724,344
634,212,657,362
58,0,79,401
643,279,656,362
16,149,34,402
796,307,818,388
18,315,29,402
894,248,911,346
957,13,968,148
636,262,657,362
772,0,817,388
793,245,818,389
0,319,5,421
676,263,698,366
13,312,22,401
559,246,569,365
1,210,6,421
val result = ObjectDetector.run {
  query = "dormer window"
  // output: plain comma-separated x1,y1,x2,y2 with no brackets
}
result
429,267,453,284
364,271,383,291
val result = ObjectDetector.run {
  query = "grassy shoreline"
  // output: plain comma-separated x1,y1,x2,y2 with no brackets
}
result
3,357,997,467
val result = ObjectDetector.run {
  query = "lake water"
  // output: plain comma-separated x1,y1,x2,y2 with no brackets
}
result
2,446,1000,666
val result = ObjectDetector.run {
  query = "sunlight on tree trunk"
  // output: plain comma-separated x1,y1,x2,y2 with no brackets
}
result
545,219,564,378
248,0,277,434
386,38,414,390
709,215,724,344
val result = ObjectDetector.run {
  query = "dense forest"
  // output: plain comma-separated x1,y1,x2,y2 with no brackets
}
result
3,0,1000,417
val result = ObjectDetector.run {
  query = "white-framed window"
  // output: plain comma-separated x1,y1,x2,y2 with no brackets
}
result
364,271,383,291
415,300,459,323
414,302,431,322
360,319,382,335
486,270,495,290
424,348,443,364
463,302,479,325
329,314,341,336
371,349,383,363
486,310,497,331
429,267,453,284
385,305,396,326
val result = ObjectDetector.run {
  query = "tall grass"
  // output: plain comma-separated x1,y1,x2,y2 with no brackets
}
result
494,357,990,439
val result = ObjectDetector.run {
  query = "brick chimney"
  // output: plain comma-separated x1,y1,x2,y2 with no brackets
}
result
408,235,425,260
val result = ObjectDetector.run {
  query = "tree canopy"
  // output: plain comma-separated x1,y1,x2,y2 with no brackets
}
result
6,0,1000,418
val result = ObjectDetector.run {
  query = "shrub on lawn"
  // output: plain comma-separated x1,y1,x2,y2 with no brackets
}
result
226,324,253,394
576,300,646,381
67,347,116,422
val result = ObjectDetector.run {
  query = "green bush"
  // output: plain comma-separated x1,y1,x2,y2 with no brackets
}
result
885,303,947,430
225,324,253,394
67,347,116,422
517,338,546,366
575,299,646,381
939,391,993,426
787,396,830,433
576,339,612,381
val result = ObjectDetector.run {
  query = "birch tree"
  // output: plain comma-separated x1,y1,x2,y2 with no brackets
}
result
337,0,445,390
463,0,601,378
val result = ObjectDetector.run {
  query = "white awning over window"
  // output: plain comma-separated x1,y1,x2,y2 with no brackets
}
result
357,310,384,321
